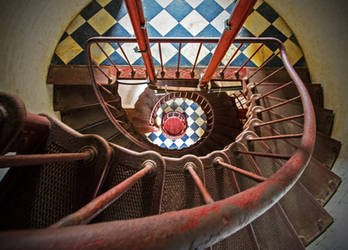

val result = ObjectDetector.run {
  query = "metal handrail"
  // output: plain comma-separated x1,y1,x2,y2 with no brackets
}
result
0,37,316,249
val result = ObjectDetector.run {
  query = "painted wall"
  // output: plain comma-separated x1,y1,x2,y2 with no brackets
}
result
0,0,91,117
0,0,347,248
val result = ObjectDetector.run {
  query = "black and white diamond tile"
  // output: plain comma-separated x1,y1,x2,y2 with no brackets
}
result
52,0,306,67
145,98,207,150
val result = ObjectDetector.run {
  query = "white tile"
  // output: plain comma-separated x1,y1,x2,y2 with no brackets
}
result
155,0,173,8
186,0,203,8
185,107,194,115
153,137,163,145
174,139,184,148
116,43,141,64
186,117,194,125
151,43,178,65
118,14,134,36
181,43,210,65
164,139,173,147
211,10,230,33
185,138,195,146
175,98,184,105
195,117,205,126
149,10,178,36
196,127,205,136
180,10,209,36
186,127,195,136
214,0,232,9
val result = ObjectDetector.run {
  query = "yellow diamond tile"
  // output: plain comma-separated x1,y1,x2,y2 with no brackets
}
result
66,15,85,35
55,36,83,64
88,8,115,35
221,44,241,66
284,39,303,65
273,17,292,38
244,11,270,37
243,43,273,67
90,42,115,65
96,0,112,7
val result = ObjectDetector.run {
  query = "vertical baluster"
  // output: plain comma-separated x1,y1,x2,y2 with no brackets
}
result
117,42,135,77
220,43,244,78
235,43,264,78
191,43,203,78
176,42,182,78
158,42,165,77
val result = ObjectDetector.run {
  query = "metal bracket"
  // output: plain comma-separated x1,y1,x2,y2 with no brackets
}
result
133,45,148,54
225,19,232,31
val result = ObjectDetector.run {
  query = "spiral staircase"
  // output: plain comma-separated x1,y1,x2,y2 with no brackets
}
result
0,0,343,249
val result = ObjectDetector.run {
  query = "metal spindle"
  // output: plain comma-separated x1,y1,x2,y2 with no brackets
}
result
158,43,165,77
96,83,113,96
220,43,244,77
257,81,293,100
215,159,266,182
176,42,182,78
247,51,280,81
185,163,214,204
92,62,113,83
247,133,303,141
191,43,203,78
236,150,291,160
51,160,156,227
0,150,94,168
251,66,285,89
257,95,301,113
254,113,304,127
117,42,135,76
95,42,120,74
235,43,264,77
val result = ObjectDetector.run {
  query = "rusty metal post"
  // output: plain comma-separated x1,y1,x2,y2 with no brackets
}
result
200,0,257,87
124,0,156,83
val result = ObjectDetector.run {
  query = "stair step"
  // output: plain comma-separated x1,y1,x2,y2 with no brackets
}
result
61,101,124,130
247,67,311,83
54,85,121,111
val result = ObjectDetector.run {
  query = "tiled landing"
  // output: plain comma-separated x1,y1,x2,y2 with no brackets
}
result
51,0,306,67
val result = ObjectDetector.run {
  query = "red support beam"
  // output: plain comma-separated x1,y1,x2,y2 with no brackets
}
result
200,0,257,87
123,0,156,83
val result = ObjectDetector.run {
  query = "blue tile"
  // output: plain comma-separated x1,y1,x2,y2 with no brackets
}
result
71,22,99,49
204,43,217,52
171,102,179,110
148,132,157,141
166,24,193,37
201,123,207,130
196,0,223,22
190,102,199,110
180,102,189,110
169,143,178,149
143,0,163,20
181,143,188,148
159,134,166,141
115,2,128,19
147,23,163,37
190,122,199,131
197,53,213,66
181,134,189,142
190,133,199,142
107,52,128,65
160,142,167,148
238,27,254,37
197,24,221,37
190,112,199,120
166,0,193,22
104,0,123,20
104,23,131,37
225,2,236,14
260,25,287,42
133,57,145,66
165,53,180,66
152,56,160,66
256,2,279,23
161,103,169,110
68,51,86,65
178,54,193,67
80,1,102,20
201,113,207,120
51,53,65,65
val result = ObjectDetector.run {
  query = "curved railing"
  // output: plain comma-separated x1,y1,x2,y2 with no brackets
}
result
0,37,316,249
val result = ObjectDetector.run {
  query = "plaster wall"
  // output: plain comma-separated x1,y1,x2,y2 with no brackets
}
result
0,0,91,117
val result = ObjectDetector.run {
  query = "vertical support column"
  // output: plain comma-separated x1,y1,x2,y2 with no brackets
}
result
124,0,156,83
200,0,256,88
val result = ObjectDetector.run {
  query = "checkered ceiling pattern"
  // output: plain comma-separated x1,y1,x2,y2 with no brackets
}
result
145,98,207,150
51,0,305,67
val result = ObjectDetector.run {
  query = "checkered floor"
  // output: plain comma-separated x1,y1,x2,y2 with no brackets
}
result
145,98,207,150
52,0,306,67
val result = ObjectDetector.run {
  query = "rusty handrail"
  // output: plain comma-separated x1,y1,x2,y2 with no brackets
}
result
0,37,316,249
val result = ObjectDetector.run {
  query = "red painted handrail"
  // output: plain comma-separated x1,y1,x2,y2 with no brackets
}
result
0,37,316,249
